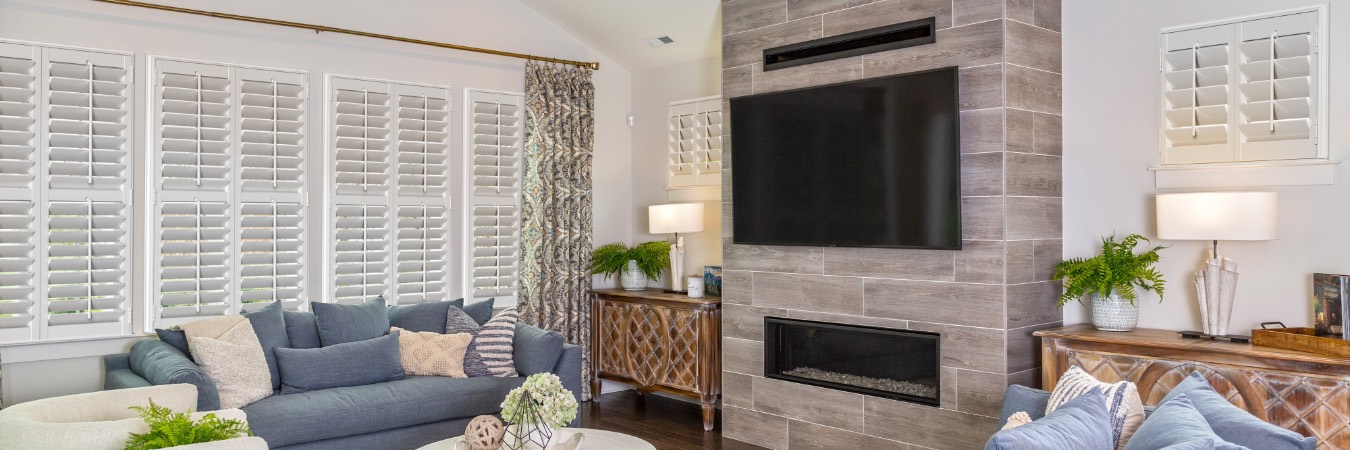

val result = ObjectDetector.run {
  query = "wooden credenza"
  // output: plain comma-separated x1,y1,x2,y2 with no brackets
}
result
590,288,721,431
1038,324,1350,449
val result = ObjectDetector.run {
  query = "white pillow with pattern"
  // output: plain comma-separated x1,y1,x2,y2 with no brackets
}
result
188,319,272,409
1046,366,1145,450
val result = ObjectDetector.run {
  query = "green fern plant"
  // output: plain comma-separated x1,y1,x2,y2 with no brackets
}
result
124,399,252,450
1053,234,1167,307
590,241,671,280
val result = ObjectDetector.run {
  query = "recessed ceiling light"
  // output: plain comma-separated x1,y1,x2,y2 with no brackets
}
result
648,36,676,47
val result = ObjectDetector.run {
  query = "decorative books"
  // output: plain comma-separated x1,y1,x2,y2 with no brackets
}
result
1313,273,1350,338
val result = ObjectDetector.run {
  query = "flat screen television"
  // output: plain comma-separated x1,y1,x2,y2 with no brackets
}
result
730,67,961,250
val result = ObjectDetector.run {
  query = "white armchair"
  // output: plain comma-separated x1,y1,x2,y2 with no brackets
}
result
0,383,266,450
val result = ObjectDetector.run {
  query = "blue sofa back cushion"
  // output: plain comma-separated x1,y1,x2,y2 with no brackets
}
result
154,328,193,361
282,309,321,349
312,296,389,346
129,339,221,411
388,298,464,333
997,384,1051,429
985,388,1114,450
463,299,494,325
513,323,563,375
1124,393,1248,450
1162,372,1315,450
241,301,291,391
274,331,406,394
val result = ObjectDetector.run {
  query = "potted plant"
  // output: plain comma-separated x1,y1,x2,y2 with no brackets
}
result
1053,234,1166,332
500,373,579,449
590,241,670,291
124,399,253,449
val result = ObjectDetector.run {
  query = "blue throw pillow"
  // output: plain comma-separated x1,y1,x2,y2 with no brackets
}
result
311,296,389,346
241,301,291,391
388,298,464,333
986,388,1114,450
154,328,193,361
462,299,494,325
1124,394,1247,450
513,323,563,375
282,310,321,349
130,339,220,411
1163,372,1315,450
273,331,405,394
997,384,1051,430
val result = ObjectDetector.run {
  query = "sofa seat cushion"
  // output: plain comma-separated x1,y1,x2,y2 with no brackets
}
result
242,376,525,448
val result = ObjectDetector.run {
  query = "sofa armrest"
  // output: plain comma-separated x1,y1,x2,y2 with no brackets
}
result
128,340,222,411
555,343,583,427
514,323,564,376
105,353,154,390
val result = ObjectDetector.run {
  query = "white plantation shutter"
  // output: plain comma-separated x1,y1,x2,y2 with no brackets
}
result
0,43,38,342
396,204,448,304
469,91,520,196
466,90,522,305
332,203,389,305
239,72,305,194
1236,12,1317,161
239,202,304,309
0,201,35,342
395,86,450,197
1161,27,1232,164
332,78,392,196
470,205,518,299
45,200,129,338
157,61,231,192
156,201,230,321
667,97,723,188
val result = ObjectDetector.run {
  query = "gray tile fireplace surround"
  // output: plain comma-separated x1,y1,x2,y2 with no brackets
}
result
720,0,1063,448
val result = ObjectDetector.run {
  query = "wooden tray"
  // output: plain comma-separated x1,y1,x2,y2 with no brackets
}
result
1252,326,1350,358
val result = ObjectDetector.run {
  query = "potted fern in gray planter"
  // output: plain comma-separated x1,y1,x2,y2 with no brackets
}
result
1054,234,1166,331
590,242,671,291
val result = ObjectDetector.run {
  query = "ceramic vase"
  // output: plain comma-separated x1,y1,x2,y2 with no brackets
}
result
619,260,646,290
1090,291,1138,332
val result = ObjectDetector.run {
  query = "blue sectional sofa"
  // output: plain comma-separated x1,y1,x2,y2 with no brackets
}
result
103,304,582,450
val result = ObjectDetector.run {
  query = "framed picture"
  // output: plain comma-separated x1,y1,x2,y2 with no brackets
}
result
1313,273,1350,338
704,266,722,297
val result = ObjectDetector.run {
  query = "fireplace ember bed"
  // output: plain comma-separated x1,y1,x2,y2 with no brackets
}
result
764,316,941,406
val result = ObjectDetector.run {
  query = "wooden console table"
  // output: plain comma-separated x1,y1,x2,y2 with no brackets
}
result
590,288,721,431
1037,324,1350,448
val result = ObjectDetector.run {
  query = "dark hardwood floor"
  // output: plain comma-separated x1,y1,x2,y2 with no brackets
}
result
580,390,768,450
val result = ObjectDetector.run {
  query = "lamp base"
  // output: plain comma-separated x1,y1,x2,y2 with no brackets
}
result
1178,330,1251,343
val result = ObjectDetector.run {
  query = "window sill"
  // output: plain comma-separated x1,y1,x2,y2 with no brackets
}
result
665,185,721,202
0,334,149,364
1149,159,1340,189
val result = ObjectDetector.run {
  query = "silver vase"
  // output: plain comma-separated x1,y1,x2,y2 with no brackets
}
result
1090,291,1138,332
620,260,646,291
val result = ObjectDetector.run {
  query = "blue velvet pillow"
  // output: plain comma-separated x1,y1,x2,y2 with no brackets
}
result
242,301,291,391
282,310,321,349
1163,372,1315,450
1124,394,1247,450
273,331,405,394
997,384,1051,430
154,328,193,361
986,388,1114,450
311,296,389,346
387,298,464,333
462,299,494,325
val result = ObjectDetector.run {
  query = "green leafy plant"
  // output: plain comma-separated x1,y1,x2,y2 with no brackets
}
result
124,399,252,450
589,241,671,280
500,373,578,429
1053,234,1167,307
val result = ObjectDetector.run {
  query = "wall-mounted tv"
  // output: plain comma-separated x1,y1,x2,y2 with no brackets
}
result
730,67,961,250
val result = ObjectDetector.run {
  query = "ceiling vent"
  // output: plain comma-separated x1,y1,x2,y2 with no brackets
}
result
648,36,676,47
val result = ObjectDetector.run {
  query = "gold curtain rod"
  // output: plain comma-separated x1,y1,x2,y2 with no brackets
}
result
91,0,600,70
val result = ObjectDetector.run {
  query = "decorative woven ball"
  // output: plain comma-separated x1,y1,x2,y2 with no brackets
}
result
465,415,505,450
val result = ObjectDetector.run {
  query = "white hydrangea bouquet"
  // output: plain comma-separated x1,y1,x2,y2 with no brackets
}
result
501,373,579,433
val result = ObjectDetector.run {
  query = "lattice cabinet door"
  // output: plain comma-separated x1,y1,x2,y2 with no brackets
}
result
660,307,700,391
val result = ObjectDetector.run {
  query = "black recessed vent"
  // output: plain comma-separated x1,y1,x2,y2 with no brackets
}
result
762,17,937,71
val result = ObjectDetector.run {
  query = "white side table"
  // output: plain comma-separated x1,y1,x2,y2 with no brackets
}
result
416,428,655,450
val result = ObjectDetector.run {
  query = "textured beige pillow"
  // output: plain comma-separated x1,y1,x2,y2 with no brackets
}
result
1001,411,1034,430
179,315,246,341
392,327,473,378
189,320,272,408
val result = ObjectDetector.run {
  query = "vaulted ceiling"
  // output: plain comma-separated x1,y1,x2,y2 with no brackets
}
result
519,0,722,73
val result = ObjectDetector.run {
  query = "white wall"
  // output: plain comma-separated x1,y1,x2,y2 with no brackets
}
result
1063,1,1349,331
628,58,722,290
0,0,632,404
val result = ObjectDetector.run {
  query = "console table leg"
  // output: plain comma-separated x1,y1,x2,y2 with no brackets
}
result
700,401,716,431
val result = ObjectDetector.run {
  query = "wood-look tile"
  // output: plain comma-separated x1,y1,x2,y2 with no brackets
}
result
723,201,734,238
723,270,754,305
724,405,789,450
724,18,823,69
956,369,1007,417
863,20,1002,76
784,309,909,330
1006,240,1035,285
959,108,1003,154
754,272,865,315
1005,19,1061,73
822,247,954,281
823,0,952,37
1032,239,1062,282
1034,0,1061,32
1032,111,1062,155
958,64,1002,111
1007,322,1059,373
1005,108,1034,154
1007,281,1060,329
725,0,788,35
954,240,1004,284
940,366,958,409
910,322,1006,373
864,279,1003,328
753,376,865,432
1008,367,1040,390
788,420,911,450
1005,152,1062,197
954,0,1003,26
724,336,765,376
725,239,825,274
962,196,1004,241
752,56,862,95
787,0,880,20
1006,64,1062,114
724,303,785,340
1005,0,1033,25
864,396,998,450
724,65,754,99
961,152,1003,198
724,371,756,408
1006,196,1061,240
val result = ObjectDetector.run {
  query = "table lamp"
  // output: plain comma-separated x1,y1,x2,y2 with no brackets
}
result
649,203,704,292
1156,192,1277,340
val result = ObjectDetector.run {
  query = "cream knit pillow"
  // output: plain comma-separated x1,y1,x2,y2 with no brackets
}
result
189,319,272,409
1046,366,1145,450
392,327,473,377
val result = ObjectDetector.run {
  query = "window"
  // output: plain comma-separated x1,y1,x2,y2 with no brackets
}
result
328,76,451,306
1160,8,1322,165
466,90,522,306
0,41,133,343
667,96,722,188
151,58,308,328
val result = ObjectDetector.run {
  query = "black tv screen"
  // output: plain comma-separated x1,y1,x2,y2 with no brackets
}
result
730,67,961,249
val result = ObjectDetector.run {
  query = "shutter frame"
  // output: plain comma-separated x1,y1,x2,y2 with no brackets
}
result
667,96,723,188
465,89,522,306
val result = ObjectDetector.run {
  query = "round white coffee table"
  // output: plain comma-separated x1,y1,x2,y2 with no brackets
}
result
416,428,655,450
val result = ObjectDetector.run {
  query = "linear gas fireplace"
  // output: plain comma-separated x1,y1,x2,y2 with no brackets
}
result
764,317,941,406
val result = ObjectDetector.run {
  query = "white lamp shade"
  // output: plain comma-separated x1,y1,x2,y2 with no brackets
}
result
649,203,704,234
1156,192,1277,241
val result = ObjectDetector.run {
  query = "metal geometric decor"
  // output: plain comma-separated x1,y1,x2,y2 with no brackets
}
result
503,390,552,450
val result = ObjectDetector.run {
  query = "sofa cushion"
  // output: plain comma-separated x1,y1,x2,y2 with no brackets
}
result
462,299,494,325
188,319,273,409
1124,394,1247,450
312,297,389,346
513,323,564,376
283,310,321,349
997,384,1051,430
154,328,193,361
1163,372,1314,450
242,375,525,448
985,388,1114,450
447,307,519,377
388,298,464,333
242,301,290,391
129,339,220,411
1048,366,1145,449
275,332,405,394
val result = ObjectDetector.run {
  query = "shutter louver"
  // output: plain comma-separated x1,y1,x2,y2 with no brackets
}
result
239,73,305,193
0,201,35,341
333,203,389,305
46,52,129,191
396,204,448,304
0,43,37,343
239,202,304,310
1236,12,1317,161
471,204,518,299
469,92,520,196
333,85,391,196
45,200,128,337
667,98,722,188
157,62,231,191
395,91,450,197
157,201,231,323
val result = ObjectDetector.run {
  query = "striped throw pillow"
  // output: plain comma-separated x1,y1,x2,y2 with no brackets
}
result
446,306,519,377
1046,366,1145,450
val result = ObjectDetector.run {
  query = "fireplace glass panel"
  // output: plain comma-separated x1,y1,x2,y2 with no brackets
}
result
764,317,940,406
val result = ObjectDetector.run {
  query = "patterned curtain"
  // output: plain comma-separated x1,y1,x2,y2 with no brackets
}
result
518,61,595,400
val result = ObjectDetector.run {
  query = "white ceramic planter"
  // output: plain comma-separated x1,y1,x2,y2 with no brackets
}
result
1091,291,1139,332
619,260,646,290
